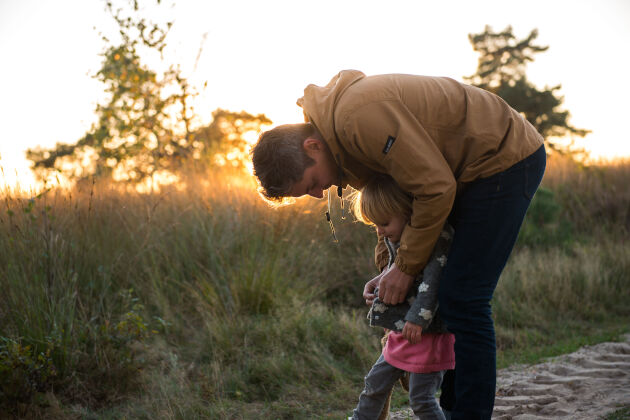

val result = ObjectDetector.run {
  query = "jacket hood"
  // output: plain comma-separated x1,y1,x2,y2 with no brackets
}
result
297,70,366,185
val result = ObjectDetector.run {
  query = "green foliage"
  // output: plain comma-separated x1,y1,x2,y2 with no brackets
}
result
466,25,589,153
0,337,58,405
3,162,629,417
517,187,573,247
0,188,162,411
493,241,630,368
466,26,547,91
605,407,630,420
26,0,271,184
0,170,380,417
194,109,272,169
27,0,186,182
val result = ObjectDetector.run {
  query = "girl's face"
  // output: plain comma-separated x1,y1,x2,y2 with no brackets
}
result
375,214,407,243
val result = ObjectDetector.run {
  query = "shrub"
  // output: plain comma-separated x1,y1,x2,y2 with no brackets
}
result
517,187,573,247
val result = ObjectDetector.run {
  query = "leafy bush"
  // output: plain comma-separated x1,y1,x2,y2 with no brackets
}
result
0,337,58,405
517,187,573,247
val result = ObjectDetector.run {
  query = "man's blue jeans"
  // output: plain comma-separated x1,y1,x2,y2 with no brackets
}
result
438,145,546,420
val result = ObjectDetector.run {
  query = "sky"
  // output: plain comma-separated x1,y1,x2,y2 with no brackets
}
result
1,0,629,190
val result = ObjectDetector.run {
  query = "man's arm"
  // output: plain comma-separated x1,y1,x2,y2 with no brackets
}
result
343,100,456,303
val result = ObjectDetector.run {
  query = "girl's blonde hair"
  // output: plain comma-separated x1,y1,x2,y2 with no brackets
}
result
351,174,413,226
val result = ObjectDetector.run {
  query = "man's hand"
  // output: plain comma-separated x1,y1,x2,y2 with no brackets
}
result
402,321,423,344
378,265,414,304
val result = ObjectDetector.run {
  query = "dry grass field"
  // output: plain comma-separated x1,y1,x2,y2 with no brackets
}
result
1,156,628,418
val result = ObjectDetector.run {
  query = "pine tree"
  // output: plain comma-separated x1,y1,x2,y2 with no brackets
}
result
465,26,589,153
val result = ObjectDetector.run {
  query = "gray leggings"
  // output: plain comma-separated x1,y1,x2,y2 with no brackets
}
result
352,354,446,420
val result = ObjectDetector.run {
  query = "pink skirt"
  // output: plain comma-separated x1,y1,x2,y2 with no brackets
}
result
383,331,455,373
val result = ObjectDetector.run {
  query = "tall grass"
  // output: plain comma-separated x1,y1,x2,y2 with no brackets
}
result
541,154,630,234
1,157,629,418
0,169,378,418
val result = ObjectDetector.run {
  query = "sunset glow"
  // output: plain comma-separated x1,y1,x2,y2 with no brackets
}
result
1,0,629,192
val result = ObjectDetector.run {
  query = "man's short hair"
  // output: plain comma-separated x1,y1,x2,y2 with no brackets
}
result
251,123,316,202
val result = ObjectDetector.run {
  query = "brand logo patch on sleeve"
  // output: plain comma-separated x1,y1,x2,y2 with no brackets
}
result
382,136,396,154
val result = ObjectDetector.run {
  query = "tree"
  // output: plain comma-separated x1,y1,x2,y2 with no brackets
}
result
27,0,188,182
26,0,270,184
465,26,589,153
193,109,271,169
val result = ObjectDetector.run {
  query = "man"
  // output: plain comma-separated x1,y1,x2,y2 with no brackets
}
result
251,70,546,420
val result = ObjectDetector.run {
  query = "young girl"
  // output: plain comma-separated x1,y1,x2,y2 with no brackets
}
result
350,174,455,420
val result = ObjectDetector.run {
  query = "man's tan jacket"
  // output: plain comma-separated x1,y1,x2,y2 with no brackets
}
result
297,70,544,275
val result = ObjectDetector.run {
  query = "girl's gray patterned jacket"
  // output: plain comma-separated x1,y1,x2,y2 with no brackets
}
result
369,223,454,333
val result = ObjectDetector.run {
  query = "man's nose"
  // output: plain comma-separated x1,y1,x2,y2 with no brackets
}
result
376,226,384,236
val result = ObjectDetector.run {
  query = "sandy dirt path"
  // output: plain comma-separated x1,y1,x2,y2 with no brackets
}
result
389,333,630,419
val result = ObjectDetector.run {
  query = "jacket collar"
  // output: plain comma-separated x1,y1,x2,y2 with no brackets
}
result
297,70,366,189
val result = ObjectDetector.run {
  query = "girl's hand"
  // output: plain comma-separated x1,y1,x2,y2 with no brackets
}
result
363,277,378,306
363,270,386,306
402,321,423,344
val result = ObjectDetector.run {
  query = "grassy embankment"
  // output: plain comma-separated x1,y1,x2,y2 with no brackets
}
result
1,155,628,419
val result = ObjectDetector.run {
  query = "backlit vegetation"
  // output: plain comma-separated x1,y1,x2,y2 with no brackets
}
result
1,156,628,418
3,2,627,415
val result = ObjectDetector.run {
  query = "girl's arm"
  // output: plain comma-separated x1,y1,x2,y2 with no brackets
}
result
402,321,424,344
404,223,454,329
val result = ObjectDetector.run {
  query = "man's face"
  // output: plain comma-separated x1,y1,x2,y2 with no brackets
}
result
288,138,337,199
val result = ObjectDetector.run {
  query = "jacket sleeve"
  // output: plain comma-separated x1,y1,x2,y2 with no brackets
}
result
404,224,453,328
342,100,457,275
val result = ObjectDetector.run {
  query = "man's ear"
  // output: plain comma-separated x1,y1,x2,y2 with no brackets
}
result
303,137,322,154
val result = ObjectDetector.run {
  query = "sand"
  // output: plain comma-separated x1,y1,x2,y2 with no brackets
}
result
389,333,630,419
